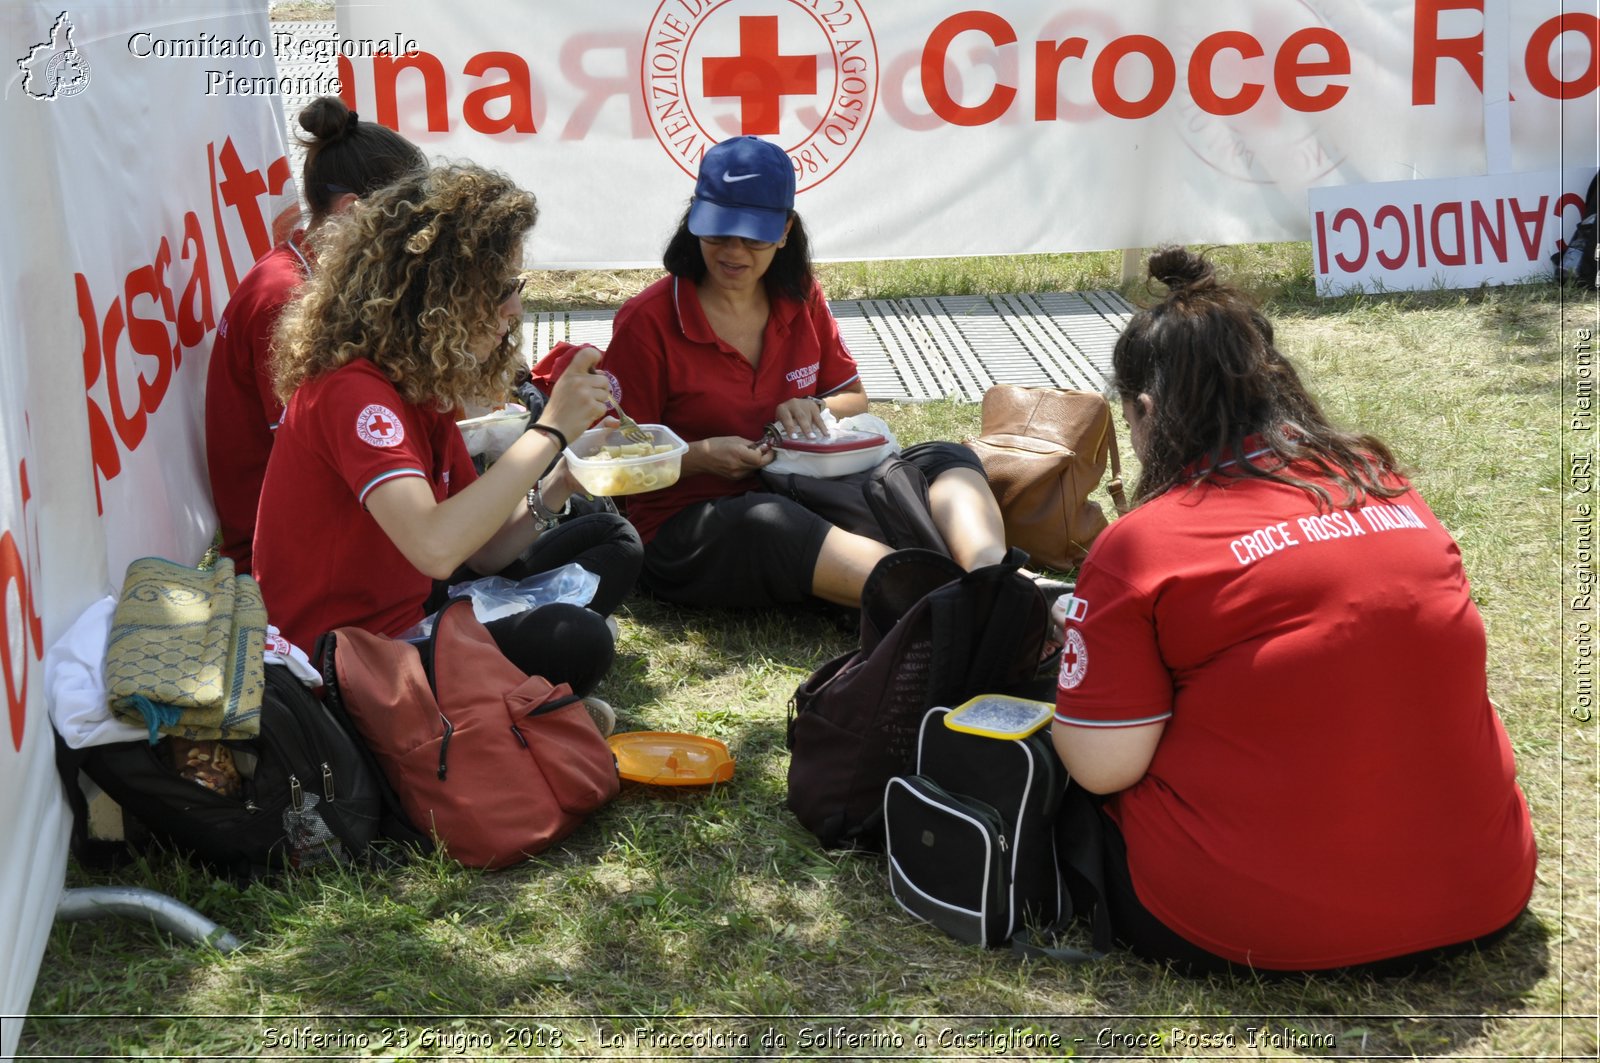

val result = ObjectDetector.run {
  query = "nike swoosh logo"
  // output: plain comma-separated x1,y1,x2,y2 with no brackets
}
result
723,171,761,183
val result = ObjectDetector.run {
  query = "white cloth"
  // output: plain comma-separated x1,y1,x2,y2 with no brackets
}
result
264,625,321,686
45,596,145,749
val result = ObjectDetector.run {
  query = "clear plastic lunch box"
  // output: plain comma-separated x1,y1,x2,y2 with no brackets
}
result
564,424,688,496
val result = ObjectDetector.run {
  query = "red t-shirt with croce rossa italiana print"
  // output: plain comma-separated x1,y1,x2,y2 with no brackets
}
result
1054,456,1535,970
252,359,478,652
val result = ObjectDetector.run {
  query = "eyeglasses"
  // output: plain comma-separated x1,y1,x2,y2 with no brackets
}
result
499,276,527,303
699,234,777,252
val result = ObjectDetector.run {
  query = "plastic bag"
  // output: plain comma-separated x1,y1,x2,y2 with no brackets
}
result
397,563,600,642
456,402,530,460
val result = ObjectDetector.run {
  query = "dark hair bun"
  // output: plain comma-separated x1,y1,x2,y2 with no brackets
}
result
1148,246,1214,291
297,96,352,142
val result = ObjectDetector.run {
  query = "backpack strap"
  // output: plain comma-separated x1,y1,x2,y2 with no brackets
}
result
53,731,131,870
1055,785,1115,955
1010,928,1105,963
943,550,1046,696
1104,428,1130,516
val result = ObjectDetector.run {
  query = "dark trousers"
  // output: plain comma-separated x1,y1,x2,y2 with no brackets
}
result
1062,784,1522,976
495,510,643,618
427,511,643,696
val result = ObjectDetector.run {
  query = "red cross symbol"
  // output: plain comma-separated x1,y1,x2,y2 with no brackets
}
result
1062,645,1079,673
703,16,817,136
367,414,394,437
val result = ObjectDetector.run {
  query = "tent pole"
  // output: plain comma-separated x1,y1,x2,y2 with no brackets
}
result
56,887,242,952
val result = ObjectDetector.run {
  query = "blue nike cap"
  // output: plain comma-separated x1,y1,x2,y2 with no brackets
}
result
688,136,795,245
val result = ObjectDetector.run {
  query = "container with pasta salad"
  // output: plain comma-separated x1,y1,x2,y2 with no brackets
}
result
565,424,688,496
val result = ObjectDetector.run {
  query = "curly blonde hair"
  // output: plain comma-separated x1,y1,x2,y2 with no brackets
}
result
273,163,537,410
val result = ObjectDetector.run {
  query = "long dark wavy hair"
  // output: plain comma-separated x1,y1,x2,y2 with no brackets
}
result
661,202,816,303
1114,246,1405,509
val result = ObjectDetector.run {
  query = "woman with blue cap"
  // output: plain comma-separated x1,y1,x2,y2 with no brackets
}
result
602,136,1016,609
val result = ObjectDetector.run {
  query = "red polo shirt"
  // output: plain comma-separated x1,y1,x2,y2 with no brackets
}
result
252,359,478,652
602,275,859,543
1055,462,1535,970
204,231,312,576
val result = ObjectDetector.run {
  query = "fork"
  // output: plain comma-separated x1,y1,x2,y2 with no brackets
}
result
586,362,653,446
606,397,654,446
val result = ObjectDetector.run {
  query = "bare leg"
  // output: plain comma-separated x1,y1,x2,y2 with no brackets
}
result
929,466,1008,570
811,526,894,606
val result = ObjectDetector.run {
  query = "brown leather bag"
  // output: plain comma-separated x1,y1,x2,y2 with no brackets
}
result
326,598,619,868
965,385,1129,570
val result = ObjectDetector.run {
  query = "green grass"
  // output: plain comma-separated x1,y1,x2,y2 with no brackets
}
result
23,247,1592,1060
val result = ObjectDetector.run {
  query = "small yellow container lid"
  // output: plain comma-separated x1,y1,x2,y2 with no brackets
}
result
943,695,1053,740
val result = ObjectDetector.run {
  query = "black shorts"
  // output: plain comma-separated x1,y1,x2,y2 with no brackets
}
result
642,441,984,609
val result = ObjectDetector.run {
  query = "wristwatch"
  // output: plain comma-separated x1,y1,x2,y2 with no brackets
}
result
527,483,572,531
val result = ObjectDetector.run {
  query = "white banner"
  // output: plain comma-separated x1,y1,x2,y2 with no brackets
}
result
0,2,297,1055
331,0,1600,267
1310,167,1595,293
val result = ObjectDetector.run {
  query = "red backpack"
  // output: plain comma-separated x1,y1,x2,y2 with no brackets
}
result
324,598,619,868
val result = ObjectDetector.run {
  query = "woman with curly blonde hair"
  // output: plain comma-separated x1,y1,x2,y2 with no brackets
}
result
253,163,639,703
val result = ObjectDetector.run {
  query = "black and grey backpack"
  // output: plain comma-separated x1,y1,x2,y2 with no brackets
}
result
67,664,381,875
884,705,1070,948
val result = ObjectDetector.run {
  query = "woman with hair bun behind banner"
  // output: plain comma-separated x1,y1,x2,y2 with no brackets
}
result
205,96,425,577
1051,246,1535,974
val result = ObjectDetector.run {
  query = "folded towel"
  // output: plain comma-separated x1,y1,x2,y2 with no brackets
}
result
105,556,265,741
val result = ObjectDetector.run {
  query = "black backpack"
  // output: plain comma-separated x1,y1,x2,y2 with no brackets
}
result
884,706,1067,946
1554,171,1600,287
786,547,1051,850
67,663,382,875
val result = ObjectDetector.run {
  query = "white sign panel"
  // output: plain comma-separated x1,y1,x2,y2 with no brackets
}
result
0,1,298,1054
333,0,1600,266
1310,168,1595,294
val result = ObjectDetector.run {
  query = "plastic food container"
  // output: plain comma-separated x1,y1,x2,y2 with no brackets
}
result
565,424,687,496
456,404,530,460
770,428,890,477
607,731,735,786
943,694,1054,740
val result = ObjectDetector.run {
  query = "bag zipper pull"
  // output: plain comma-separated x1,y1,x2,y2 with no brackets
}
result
511,725,529,749
437,713,454,780
322,762,335,802
289,775,304,812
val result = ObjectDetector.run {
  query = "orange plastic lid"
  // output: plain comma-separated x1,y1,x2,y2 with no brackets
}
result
607,731,735,786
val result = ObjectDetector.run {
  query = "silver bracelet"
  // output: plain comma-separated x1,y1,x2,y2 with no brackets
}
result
527,484,572,531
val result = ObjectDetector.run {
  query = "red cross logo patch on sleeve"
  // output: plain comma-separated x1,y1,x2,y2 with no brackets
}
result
1058,628,1089,690
356,404,404,448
